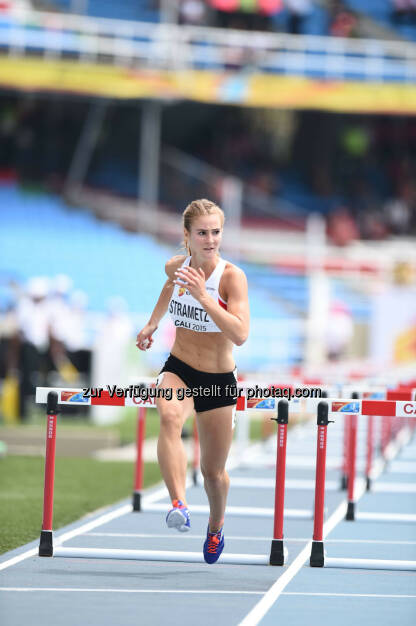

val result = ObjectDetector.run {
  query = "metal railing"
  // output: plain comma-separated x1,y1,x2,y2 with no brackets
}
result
1,7,416,82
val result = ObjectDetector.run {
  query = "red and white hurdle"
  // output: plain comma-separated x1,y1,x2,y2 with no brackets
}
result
36,386,416,569
310,400,416,571
35,385,317,523
35,388,296,565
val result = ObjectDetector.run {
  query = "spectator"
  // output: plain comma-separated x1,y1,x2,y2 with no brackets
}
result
383,195,411,235
285,0,313,35
65,290,92,384
91,297,133,424
329,0,358,37
179,0,206,25
325,301,354,362
16,276,51,420
392,0,416,25
327,206,359,246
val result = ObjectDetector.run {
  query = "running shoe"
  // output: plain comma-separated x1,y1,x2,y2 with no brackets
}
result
203,525,224,564
166,499,191,532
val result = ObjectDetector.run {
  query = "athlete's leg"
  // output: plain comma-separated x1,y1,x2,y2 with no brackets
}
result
196,405,235,531
156,372,194,503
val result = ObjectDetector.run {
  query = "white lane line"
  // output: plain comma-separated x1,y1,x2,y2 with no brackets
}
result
4,589,413,599
85,533,416,546
239,542,313,626
0,445,245,572
0,549,38,572
0,587,263,595
0,484,169,572
282,593,416,599
238,479,366,626
379,462,416,474
373,482,416,494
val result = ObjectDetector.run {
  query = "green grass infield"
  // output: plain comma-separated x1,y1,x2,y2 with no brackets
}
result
0,456,162,555
0,410,274,555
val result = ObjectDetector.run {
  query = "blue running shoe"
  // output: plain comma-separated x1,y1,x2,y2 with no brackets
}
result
203,525,224,564
166,499,191,532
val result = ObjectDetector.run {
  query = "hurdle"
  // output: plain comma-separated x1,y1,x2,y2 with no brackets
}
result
35,386,316,522
35,388,296,565
36,386,416,567
344,388,416,512
306,386,416,494
232,380,331,474
310,399,416,571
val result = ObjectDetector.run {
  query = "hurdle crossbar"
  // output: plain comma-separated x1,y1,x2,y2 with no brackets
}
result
141,502,312,519
35,388,416,417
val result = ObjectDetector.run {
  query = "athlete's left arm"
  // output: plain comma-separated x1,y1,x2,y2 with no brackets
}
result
175,265,249,346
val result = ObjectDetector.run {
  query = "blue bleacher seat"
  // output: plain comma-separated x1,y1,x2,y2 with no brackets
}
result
1,184,371,368
344,0,416,42
43,0,160,23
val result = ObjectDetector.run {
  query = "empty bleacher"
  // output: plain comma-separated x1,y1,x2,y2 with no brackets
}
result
1,184,372,368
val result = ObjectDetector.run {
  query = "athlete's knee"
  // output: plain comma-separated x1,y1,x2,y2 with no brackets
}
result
159,407,184,434
200,465,228,484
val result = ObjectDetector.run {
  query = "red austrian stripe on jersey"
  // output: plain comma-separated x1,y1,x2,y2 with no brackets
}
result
218,297,227,310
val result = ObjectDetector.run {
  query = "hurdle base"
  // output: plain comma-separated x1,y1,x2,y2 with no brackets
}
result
324,557,416,571
310,541,324,567
269,539,285,566
39,530,53,557
346,501,355,521
340,474,348,490
366,476,371,491
53,546,270,565
192,469,198,486
132,492,141,512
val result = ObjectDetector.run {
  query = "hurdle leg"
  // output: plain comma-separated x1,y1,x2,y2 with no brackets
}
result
365,415,374,491
310,401,331,567
39,391,58,557
340,414,350,490
132,407,146,511
381,416,390,459
346,413,358,520
236,407,250,464
269,400,288,566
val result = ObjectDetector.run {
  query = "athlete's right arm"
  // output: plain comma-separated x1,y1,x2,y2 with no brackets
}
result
136,256,185,351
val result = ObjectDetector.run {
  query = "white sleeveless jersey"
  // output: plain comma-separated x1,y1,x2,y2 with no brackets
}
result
168,256,228,333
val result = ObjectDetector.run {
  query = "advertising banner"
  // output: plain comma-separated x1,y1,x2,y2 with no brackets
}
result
1,57,416,114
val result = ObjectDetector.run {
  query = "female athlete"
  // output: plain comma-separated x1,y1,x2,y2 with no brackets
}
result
136,199,249,563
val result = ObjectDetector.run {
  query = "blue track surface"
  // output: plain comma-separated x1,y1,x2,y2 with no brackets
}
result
1,415,415,625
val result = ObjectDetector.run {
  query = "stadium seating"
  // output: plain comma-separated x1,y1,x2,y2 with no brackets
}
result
1,183,371,368
344,0,416,42
0,184,293,319
38,0,159,22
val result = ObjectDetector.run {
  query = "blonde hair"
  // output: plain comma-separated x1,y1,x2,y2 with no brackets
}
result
182,199,225,256
182,198,225,256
